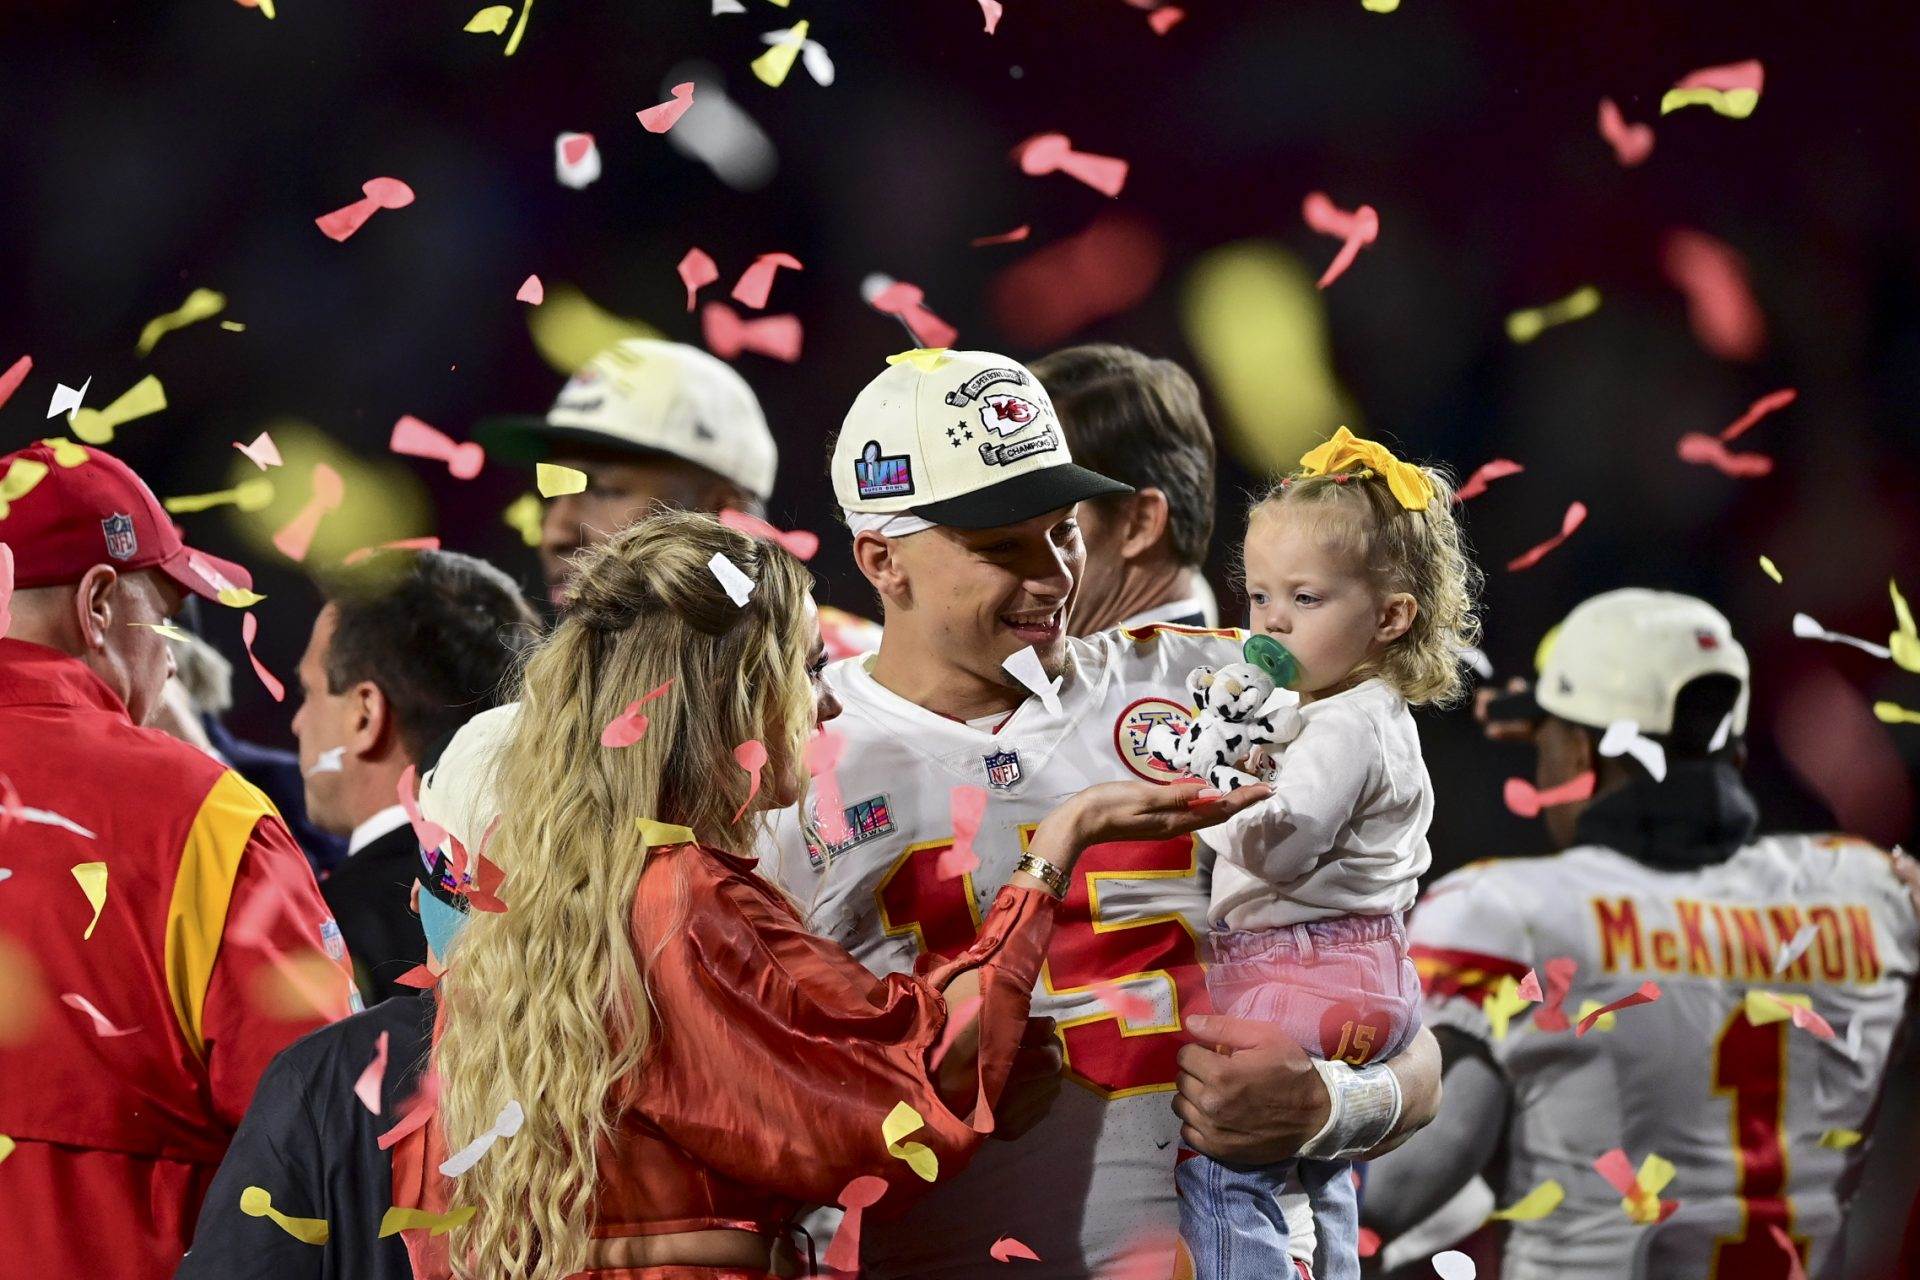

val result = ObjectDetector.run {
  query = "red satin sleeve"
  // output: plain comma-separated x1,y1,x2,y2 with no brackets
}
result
630,844,1054,1207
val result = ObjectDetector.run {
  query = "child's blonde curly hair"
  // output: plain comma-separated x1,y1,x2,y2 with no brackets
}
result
1248,451,1483,707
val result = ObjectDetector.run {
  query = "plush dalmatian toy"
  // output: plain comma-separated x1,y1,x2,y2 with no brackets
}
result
1145,636,1304,792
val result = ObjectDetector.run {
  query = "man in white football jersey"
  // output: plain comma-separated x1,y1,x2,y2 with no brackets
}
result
761,348,1443,1279
1363,589,1920,1279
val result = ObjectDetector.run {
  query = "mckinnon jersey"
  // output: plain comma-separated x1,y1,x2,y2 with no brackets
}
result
760,624,1250,1279
1410,835,1918,1280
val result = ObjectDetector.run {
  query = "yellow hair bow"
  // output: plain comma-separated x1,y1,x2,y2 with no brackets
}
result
1298,426,1434,511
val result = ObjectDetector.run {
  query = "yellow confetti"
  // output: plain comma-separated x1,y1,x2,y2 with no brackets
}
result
1873,701,1920,726
217,588,268,609
0,456,50,520
1889,579,1920,673
1483,974,1531,1041
258,0,276,18
164,477,276,515
133,622,195,641
464,4,512,32
886,348,954,372
71,862,108,940
136,288,227,357
536,463,587,497
1744,989,1811,1026
1361,0,1399,10
1574,998,1614,1033
525,283,662,376
68,375,167,446
0,1135,14,1165
379,1205,476,1237
882,1101,939,1182
1818,1128,1862,1149
503,493,543,546
1758,556,1782,584
240,1186,330,1245
504,0,535,55
220,320,247,332
39,437,89,467
1488,1178,1564,1222
751,19,808,88
1618,1153,1677,1223
1660,87,1759,119
637,819,699,848
1506,286,1601,344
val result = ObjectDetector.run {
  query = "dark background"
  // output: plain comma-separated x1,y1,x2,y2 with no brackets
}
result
3,0,1917,1270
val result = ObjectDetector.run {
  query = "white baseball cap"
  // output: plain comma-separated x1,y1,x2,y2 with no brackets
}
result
832,349,1132,529
477,339,777,501
1527,588,1751,735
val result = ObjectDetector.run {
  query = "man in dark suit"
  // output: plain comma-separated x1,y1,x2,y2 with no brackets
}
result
289,549,537,1003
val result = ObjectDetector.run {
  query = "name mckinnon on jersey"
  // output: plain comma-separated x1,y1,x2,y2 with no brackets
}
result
1410,836,1919,1280
761,624,1254,1279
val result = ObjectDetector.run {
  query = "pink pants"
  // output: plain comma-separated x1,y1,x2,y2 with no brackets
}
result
1205,912,1421,1065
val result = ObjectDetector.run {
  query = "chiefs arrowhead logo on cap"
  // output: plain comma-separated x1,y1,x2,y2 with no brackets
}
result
979,393,1040,437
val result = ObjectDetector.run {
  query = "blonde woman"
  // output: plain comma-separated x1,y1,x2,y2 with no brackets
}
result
387,512,1266,1280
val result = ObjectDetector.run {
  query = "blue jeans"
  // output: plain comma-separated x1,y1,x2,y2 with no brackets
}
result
1177,1153,1358,1280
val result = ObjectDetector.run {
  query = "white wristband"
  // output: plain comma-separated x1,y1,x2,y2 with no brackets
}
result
1298,1057,1402,1160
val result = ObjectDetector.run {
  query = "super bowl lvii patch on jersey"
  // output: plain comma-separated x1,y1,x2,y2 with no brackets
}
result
802,793,896,869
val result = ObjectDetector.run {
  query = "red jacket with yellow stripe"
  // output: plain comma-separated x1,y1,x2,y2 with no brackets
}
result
0,639,358,1279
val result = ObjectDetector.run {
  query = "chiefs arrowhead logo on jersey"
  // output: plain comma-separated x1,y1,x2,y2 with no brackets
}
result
979,393,1041,437
1115,697,1194,783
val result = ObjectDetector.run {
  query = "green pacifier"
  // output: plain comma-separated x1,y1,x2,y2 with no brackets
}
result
1242,634,1301,690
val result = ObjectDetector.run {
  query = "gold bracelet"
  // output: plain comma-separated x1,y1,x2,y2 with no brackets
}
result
1014,852,1070,899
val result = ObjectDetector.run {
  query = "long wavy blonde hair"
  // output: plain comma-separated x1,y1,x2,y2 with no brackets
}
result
434,511,816,1280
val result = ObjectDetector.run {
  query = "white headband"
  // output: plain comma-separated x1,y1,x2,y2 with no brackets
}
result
843,508,938,538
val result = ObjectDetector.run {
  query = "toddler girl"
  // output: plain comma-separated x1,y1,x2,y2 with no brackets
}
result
1176,427,1481,1280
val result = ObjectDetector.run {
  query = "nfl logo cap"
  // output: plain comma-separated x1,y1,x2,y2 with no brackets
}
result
476,338,777,502
1526,588,1751,736
833,349,1133,529
0,440,252,601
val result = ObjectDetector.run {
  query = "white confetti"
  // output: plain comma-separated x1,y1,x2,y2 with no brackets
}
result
1708,710,1735,753
1773,923,1819,974
1001,646,1063,716
708,552,756,607
1432,1251,1477,1280
712,0,745,11
9,805,98,840
47,377,90,419
1791,612,1892,660
664,67,777,192
438,1099,526,1177
305,747,345,777
1598,719,1667,782
553,132,602,190
1458,645,1494,681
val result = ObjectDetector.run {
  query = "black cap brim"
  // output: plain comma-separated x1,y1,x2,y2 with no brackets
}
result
909,464,1133,530
1486,687,1546,725
473,416,685,468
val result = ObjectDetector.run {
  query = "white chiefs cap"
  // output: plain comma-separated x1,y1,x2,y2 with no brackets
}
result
1531,588,1751,735
832,349,1132,529
477,339,777,501
418,702,519,858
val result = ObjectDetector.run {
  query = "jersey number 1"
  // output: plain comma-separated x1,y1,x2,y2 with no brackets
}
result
1711,1009,1806,1278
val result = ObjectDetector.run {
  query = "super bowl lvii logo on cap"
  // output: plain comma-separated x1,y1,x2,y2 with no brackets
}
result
854,440,914,499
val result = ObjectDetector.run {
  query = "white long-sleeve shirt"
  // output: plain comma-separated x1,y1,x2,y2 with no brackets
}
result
1201,677,1432,929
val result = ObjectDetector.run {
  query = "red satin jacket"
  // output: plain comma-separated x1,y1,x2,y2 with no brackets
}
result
391,840,1054,1275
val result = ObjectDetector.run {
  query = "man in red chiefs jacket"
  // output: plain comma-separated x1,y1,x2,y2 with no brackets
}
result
0,440,358,1279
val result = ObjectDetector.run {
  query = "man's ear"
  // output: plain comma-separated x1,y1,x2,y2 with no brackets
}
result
1119,489,1170,563
74,565,120,653
348,680,395,759
851,531,912,607
1376,592,1418,644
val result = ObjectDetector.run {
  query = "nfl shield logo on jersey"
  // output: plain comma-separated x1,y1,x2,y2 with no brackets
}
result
983,748,1023,790
101,512,138,561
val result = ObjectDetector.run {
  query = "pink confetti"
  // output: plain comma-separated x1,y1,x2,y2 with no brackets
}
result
731,739,770,824
718,508,819,561
870,280,958,349
1527,956,1578,1031
394,964,441,991
702,302,803,363
730,252,803,310
1676,432,1773,478
561,134,594,165
0,354,30,413
803,727,851,845
1575,980,1662,1037
1719,387,1797,441
271,463,344,562
637,82,695,133
465,847,509,915
600,679,674,749
1506,501,1586,571
970,224,1031,248
986,214,1162,348
0,543,12,636
991,1236,1043,1263
390,415,485,480
1146,7,1184,34
342,536,441,568
929,993,985,1072
241,612,285,702
824,1175,890,1272
354,1029,390,1114
1091,982,1155,1023
232,431,281,471
1592,1147,1676,1221
678,248,720,311
1769,1225,1809,1280
978,0,1003,32
1755,990,1837,1039
397,765,448,852
1302,191,1380,289
1675,58,1764,95
1596,98,1654,167
1503,770,1595,819
1454,458,1524,502
62,992,140,1037
1013,133,1129,198
377,1071,440,1151
315,177,415,243
937,786,987,880
1663,229,1764,361
516,274,544,305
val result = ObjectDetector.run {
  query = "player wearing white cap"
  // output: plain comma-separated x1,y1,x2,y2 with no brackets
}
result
1364,589,1920,1279
759,349,1442,1279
